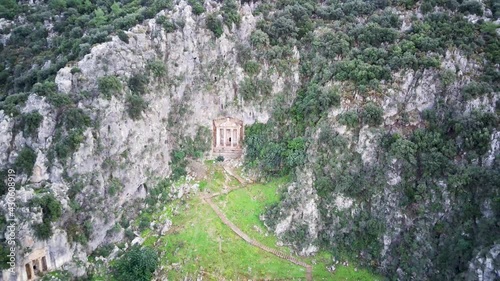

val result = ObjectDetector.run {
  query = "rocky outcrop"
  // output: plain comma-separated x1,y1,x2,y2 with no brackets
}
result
265,51,500,279
1,1,300,278
468,244,500,281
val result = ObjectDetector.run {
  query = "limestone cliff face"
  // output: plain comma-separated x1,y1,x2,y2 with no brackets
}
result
0,1,300,279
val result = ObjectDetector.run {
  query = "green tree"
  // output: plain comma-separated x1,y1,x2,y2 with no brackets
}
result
113,245,158,281
15,147,37,175
126,94,148,120
49,0,67,11
21,112,43,137
206,13,223,37
361,102,383,126
98,75,122,99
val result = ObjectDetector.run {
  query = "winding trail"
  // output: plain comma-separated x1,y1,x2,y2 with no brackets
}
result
202,166,313,281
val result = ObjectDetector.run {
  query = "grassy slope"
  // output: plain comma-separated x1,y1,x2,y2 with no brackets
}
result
140,163,382,280
215,176,381,280
151,196,307,280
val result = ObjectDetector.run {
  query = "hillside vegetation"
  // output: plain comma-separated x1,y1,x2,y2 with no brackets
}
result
0,0,498,280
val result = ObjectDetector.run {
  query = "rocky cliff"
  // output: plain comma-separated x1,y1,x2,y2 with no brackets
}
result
1,0,499,279
0,1,299,279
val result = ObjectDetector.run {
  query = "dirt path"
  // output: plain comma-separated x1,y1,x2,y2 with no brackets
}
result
202,165,314,280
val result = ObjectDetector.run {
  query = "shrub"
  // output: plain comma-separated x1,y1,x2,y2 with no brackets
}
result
21,112,43,137
33,222,53,240
47,92,73,108
216,155,225,162
108,179,122,196
250,29,270,48
155,15,167,25
62,108,91,130
206,13,224,38
32,194,63,223
31,194,63,240
15,147,37,175
125,229,135,240
239,77,272,101
55,129,86,160
49,0,67,12
70,67,81,74
93,244,114,258
113,245,158,281
117,30,129,43
222,0,241,27
243,60,260,75
0,93,29,116
126,94,148,120
163,20,176,33
338,111,359,128
361,102,384,126
0,0,19,20
146,60,167,78
459,0,483,15
128,74,149,95
189,0,205,15
98,75,122,99
33,81,58,96
462,81,493,100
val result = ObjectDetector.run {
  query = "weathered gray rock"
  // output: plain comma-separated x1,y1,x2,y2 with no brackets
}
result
1,1,300,278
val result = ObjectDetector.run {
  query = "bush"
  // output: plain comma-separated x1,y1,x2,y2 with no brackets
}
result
108,179,122,196
93,244,114,258
113,245,158,281
462,81,493,100
0,93,29,116
0,0,19,20
33,222,53,240
126,94,148,120
189,0,205,15
31,194,63,240
239,77,273,101
21,112,43,137
146,60,167,78
361,102,384,126
15,147,37,175
32,194,63,223
62,108,91,130
55,129,86,160
163,20,176,33
206,13,224,38
338,111,359,128
222,0,241,27
47,92,73,108
459,0,483,15
33,81,58,96
250,29,270,48
243,60,260,75
216,155,225,162
98,75,122,99
128,74,149,95
117,30,129,43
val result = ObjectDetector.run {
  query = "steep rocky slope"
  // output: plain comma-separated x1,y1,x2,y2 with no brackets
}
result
0,0,499,279
0,1,299,279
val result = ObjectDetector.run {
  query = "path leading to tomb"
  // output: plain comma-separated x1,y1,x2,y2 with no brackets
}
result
201,165,313,281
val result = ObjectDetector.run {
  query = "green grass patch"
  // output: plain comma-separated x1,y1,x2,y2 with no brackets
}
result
138,165,381,280
214,175,382,280
215,177,289,252
154,197,307,280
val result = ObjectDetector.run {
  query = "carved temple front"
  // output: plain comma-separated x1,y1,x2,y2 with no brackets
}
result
212,117,244,158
